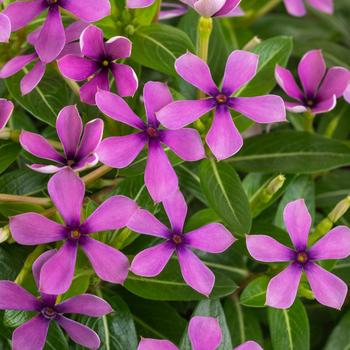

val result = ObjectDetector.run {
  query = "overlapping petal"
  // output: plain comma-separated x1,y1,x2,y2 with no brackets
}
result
60,0,111,22
111,63,138,97
0,99,14,129
162,190,187,233
0,13,11,43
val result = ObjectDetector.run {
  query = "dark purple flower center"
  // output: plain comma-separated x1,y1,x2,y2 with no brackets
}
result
147,127,158,138
47,0,59,6
306,99,314,107
296,251,309,265
41,307,57,320
69,229,81,240
67,159,75,166
171,234,183,245
215,93,228,105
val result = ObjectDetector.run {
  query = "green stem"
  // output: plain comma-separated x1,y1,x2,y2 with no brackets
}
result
252,0,282,20
324,115,341,138
0,194,51,207
303,110,315,133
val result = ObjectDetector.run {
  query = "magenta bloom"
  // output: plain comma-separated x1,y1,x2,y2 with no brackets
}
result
10,168,138,295
20,105,103,173
0,98,14,129
96,82,205,203
275,50,350,115
0,21,87,95
3,0,110,62
137,316,262,350
129,190,235,296
0,250,112,350
157,51,286,160
247,199,350,309
58,25,138,105
283,0,333,17
344,84,350,103
0,13,11,43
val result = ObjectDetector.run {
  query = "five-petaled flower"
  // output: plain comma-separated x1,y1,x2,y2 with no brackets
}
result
137,316,263,350
128,190,235,296
157,51,286,161
95,81,205,203
247,198,350,309
0,98,14,130
0,250,112,350
275,50,350,115
58,25,138,105
9,168,138,295
283,0,333,17
20,105,103,173
2,0,110,62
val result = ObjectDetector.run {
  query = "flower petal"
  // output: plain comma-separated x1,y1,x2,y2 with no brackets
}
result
56,105,83,160
0,53,37,78
275,65,304,101
206,105,243,160
344,84,350,103
266,263,302,309
222,50,258,95
137,338,178,350
234,341,263,350
131,241,175,277
307,0,333,14
0,13,11,43
317,67,350,100
160,128,205,161
48,168,84,227
0,281,41,311
71,154,99,172
10,213,66,245
19,130,65,163
188,316,222,350
157,99,215,129
283,199,312,250
311,95,337,114
56,316,100,349
56,294,112,316
162,190,187,233
305,262,347,310
95,89,145,129
81,195,138,234
105,36,132,59
177,246,215,296
285,101,307,113
40,241,77,295
127,208,170,238
80,25,105,60
309,226,350,260
229,95,286,123
0,99,14,130
111,63,138,97
80,236,129,284
127,0,156,8
35,7,65,63
185,223,235,253
246,235,294,262
298,50,326,99
80,69,109,105
145,139,178,202
214,0,242,16
175,52,218,95
20,60,46,95
28,164,65,174
193,0,226,17
283,0,306,16
12,315,49,350
57,55,99,81
60,0,111,22
64,21,89,43
97,133,146,168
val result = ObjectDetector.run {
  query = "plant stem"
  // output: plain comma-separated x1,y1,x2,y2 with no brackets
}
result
252,0,282,20
0,194,51,207
324,115,340,138
303,110,315,133
82,165,113,185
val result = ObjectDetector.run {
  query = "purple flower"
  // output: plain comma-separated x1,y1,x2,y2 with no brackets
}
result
95,82,205,203
246,199,350,309
344,83,350,103
283,0,333,17
2,0,110,62
0,21,87,95
137,316,262,350
0,98,14,129
9,168,138,295
0,250,112,350
128,190,235,296
20,105,103,173
275,50,350,115
58,25,138,105
179,0,243,17
0,13,11,43
157,51,286,160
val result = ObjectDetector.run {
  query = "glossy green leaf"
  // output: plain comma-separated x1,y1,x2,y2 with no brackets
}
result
240,276,269,308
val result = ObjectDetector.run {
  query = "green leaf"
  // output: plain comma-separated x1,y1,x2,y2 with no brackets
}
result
131,24,195,76
180,299,232,350
0,143,21,175
199,159,252,236
240,276,269,308
3,310,32,328
324,309,350,350
229,131,350,174
44,322,69,350
268,299,310,350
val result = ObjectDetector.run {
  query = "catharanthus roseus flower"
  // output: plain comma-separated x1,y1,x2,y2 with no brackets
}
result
128,190,235,296
275,50,350,115
0,250,112,350
157,51,286,160
20,105,103,173
9,168,138,295
0,98,14,129
344,84,350,103
2,0,110,62
58,25,138,105
283,0,333,17
96,82,205,203
137,316,263,350
0,21,87,95
247,199,350,309
0,13,11,43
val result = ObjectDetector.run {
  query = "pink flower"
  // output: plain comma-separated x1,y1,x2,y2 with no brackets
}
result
283,0,333,17
0,13,11,43
0,98,14,129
